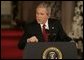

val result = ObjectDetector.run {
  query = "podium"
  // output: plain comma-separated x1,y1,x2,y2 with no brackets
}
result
23,42,78,59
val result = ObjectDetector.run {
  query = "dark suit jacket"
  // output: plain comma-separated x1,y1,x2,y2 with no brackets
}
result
18,18,72,49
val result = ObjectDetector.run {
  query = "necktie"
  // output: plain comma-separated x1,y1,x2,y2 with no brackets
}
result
42,24,48,42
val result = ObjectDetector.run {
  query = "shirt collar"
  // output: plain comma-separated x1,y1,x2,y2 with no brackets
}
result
40,19,49,29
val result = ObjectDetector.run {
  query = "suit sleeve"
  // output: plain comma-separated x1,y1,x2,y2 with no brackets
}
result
18,32,28,49
57,20,72,42
18,23,32,49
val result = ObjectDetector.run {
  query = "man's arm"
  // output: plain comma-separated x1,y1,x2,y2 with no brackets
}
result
18,23,38,49
18,32,28,49
18,23,32,49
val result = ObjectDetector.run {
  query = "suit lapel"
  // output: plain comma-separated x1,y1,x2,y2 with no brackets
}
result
35,23,44,42
48,19,55,33
48,19,56,42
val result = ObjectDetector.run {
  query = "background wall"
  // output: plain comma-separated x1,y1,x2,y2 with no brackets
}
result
1,1,12,15
61,1,75,34
1,1,12,28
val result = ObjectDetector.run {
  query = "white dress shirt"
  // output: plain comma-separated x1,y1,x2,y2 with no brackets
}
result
40,20,49,30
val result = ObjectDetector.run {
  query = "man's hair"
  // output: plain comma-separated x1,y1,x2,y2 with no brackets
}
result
36,2,51,18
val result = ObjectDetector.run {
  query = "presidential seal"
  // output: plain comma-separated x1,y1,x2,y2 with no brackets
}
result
42,47,63,59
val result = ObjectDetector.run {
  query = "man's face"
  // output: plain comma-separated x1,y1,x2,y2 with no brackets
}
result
36,7,49,24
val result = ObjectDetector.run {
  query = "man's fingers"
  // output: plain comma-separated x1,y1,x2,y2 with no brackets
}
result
27,36,38,43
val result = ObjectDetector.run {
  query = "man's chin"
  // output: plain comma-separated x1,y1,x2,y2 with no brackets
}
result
37,21,43,24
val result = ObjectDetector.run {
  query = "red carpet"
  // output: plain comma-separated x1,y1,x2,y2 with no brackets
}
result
1,28,24,59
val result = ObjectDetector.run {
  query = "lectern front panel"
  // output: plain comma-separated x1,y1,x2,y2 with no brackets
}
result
23,42,77,59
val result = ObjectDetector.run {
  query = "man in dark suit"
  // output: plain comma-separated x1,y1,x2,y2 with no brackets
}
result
18,2,72,49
